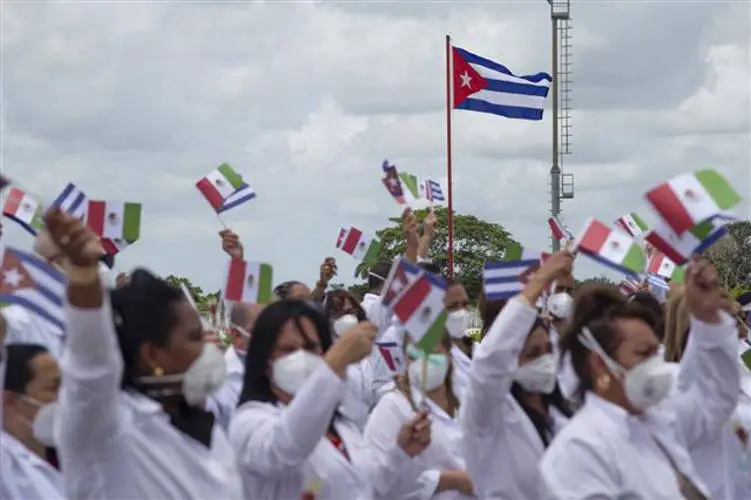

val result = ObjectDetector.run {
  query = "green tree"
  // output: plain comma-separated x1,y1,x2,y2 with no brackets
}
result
704,221,751,293
576,276,616,287
163,275,218,313
353,207,515,300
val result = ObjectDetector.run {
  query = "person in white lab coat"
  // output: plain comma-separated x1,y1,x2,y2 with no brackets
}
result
540,259,739,498
1,343,64,499
461,252,575,499
208,301,263,430
229,299,432,499
324,290,377,431
45,209,243,499
442,280,473,400
361,261,393,336
365,332,475,499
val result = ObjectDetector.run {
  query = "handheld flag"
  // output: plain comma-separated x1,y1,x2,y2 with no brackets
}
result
614,213,649,237
196,163,255,213
392,272,448,353
574,218,646,277
223,259,273,304
423,179,445,203
381,160,406,205
51,183,88,219
381,257,422,309
338,227,381,266
452,46,552,120
483,243,550,301
644,219,728,266
87,201,142,244
2,188,45,236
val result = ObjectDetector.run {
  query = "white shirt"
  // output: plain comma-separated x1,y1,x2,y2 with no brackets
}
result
365,388,475,500
728,360,751,499
229,362,421,500
450,345,471,401
55,296,243,499
3,306,64,360
339,359,377,432
361,293,392,338
460,297,569,499
540,313,740,499
207,346,245,430
0,432,64,500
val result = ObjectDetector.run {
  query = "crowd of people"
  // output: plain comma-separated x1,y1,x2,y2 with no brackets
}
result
2,206,751,499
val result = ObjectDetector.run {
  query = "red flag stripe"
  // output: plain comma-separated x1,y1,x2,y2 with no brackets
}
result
225,259,248,301
378,346,397,371
645,184,694,234
578,220,611,253
614,219,633,236
341,228,363,254
101,239,120,256
647,255,664,274
196,178,224,210
392,275,430,323
3,188,25,215
87,201,106,236
644,232,685,266
548,218,564,240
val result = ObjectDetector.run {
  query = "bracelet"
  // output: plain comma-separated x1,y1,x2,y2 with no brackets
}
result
67,265,100,285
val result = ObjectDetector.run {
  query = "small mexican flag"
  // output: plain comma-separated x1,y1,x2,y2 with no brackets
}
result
614,212,649,237
224,259,273,304
339,227,380,265
392,272,448,353
647,254,685,283
100,238,129,256
645,169,742,235
335,227,347,249
87,201,141,244
2,188,45,236
575,218,646,277
644,219,728,266
196,163,245,211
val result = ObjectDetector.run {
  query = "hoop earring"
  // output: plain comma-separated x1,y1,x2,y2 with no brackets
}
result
596,374,611,391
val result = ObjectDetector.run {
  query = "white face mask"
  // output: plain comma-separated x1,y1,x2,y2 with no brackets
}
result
579,327,673,410
272,350,325,395
31,401,58,447
136,342,228,406
445,309,470,339
514,353,558,394
406,345,449,391
332,314,359,337
547,293,573,320
232,324,251,357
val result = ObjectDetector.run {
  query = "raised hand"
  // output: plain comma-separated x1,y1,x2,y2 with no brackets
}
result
43,208,102,268
219,229,244,260
319,257,337,284
397,409,431,457
684,257,723,324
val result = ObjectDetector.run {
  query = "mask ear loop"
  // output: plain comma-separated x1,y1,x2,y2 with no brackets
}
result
578,327,624,379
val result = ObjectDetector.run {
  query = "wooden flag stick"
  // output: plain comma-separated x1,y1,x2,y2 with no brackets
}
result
216,212,228,229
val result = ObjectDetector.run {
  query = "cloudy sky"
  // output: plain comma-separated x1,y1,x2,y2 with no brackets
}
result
2,0,749,293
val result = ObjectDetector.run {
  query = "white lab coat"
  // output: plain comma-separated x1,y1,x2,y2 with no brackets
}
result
339,359,378,432
3,306,64,360
362,293,392,338
55,296,243,499
450,345,470,401
727,365,751,498
229,362,422,499
540,313,739,498
364,388,475,499
460,297,568,499
207,346,245,430
0,432,64,499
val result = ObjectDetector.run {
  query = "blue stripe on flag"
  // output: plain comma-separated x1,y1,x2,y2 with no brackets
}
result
4,214,40,237
483,259,540,271
582,251,641,278
484,276,522,285
15,250,66,286
1,295,64,332
218,183,256,213
455,48,552,84
485,79,550,97
51,183,87,218
695,226,728,253
457,98,544,121
482,287,517,301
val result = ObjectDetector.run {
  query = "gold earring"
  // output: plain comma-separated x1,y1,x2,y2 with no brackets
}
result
596,374,611,391
153,366,164,377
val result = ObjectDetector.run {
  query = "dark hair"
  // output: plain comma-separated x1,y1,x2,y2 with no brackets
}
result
110,268,186,389
238,299,333,406
510,318,573,447
323,290,367,322
368,262,391,291
273,281,306,300
560,283,656,403
627,291,665,342
478,291,508,338
4,344,49,393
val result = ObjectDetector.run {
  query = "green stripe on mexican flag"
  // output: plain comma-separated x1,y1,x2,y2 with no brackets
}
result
87,201,142,244
392,272,448,353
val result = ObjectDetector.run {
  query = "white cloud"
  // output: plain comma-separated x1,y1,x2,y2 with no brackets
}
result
1,1,749,292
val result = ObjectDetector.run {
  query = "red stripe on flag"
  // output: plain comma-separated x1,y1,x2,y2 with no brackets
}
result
392,275,430,324
196,178,224,211
225,259,247,301
644,232,685,266
548,218,564,240
647,255,664,274
87,201,106,236
101,239,120,256
2,188,25,216
341,228,362,254
646,183,694,234
378,345,397,371
578,220,611,254
614,219,633,236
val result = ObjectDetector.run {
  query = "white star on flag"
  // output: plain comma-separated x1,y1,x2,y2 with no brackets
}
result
459,71,472,88
3,268,23,287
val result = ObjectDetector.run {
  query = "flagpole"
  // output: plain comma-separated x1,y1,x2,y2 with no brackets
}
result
445,33,455,279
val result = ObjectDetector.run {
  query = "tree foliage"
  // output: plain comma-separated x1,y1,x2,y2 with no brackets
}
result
704,221,751,295
353,207,515,300
163,275,219,313
576,276,616,287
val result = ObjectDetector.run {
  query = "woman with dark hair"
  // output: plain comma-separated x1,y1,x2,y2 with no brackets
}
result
44,209,242,499
365,332,475,498
460,253,574,499
540,259,739,498
322,289,376,431
229,299,432,499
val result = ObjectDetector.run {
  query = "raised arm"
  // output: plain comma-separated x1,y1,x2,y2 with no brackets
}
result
672,259,740,446
45,209,123,451
462,252,573,435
